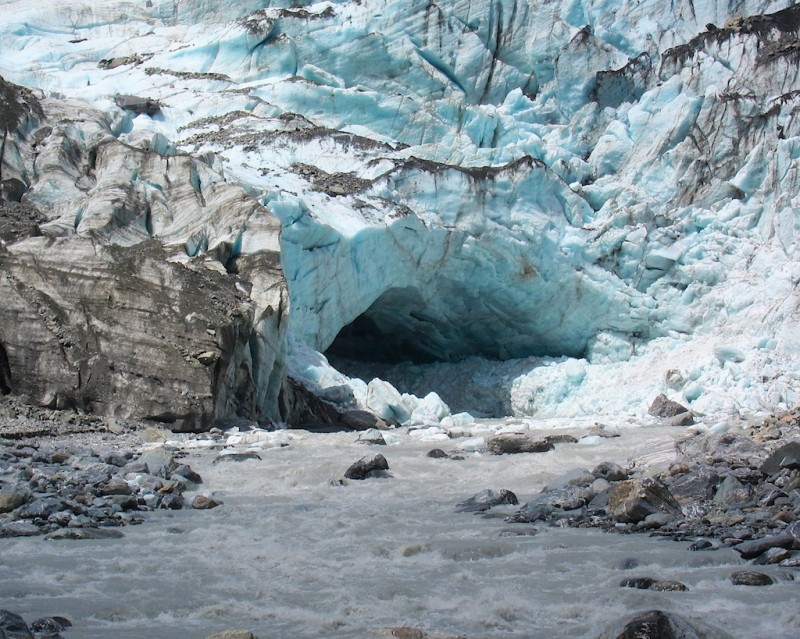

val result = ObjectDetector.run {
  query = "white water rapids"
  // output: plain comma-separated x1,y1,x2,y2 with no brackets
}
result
1,423,798,638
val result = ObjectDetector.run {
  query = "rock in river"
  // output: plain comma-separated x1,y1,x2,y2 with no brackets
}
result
597,609,733,639
487,433,553,455
344,453,390,480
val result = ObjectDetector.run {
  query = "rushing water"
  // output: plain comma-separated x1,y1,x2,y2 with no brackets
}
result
1,423,798,638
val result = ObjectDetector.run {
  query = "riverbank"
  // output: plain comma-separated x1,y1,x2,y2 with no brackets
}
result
1,398,799,638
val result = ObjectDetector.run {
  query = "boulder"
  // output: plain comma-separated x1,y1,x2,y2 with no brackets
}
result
44,527,124,540
487,433,553,455
607,478,683,523
344,453,390,480
761,442,800,476
648,394,690,418
205,631,259,639
30,616,72,635
0,522,41,537
0,489,27,513
730,571,774,586
544,468,595,491
0,609,32,639
713,475,752,506
592,461,628,482
455,489,518,513
733,534,795,559
114,94,161,115
212,452,262,464
597,609,733,639
356,428,387,445
666,465,720,502
191,495,222,510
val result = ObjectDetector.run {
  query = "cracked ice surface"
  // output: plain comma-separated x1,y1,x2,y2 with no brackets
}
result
1,0,799,423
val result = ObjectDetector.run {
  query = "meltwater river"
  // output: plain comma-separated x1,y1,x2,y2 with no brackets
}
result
1,422,798,638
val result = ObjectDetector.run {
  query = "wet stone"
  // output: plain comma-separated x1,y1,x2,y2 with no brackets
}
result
597,609,712,639
730,570,774,586
733,533,794,559
160,494,186,510
752,546,792,565
455,489,518,513
0,521,41,537
0,609,33,639
0,489,28,513
44,527,125,540
191,495,221,510
356,428,386,445
426,448,448,458
649,580,688,592
170,464,202,484
344,453,390,480
592,461,628,482
620,576,656,589
30,616,72,635
688,538,715,551
212,452,262,464
487,433,553,455
607,478,683,523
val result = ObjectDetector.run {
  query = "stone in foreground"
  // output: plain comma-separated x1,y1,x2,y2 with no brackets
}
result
597,609,733,639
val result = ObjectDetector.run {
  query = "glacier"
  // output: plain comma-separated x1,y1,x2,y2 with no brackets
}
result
0,0,799,428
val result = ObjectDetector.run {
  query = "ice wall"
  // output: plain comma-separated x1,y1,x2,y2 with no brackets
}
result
1,0,799,422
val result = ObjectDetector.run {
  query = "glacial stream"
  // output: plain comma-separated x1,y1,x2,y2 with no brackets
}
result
2,423,798,639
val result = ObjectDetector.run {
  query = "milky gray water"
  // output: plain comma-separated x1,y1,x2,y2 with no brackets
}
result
2,425,798,638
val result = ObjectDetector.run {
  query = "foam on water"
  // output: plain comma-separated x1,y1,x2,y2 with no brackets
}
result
1,425,797,638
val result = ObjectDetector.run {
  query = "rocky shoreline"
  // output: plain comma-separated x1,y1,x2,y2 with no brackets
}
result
2,396,799,638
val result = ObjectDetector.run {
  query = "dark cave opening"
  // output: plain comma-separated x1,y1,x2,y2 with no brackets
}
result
324,286,465,365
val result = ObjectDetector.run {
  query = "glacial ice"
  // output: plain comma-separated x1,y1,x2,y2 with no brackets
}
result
1,0,799,425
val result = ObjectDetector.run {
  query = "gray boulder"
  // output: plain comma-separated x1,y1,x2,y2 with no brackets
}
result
597,609,733,639
344,453,389,480
455,489,518,513
0,610,32,639
648,394,690,418
761,441,800,476
487,433,553,455
607,478,683,523
114,94,161,115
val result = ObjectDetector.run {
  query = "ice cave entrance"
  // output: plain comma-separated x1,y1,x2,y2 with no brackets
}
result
325,287,448,364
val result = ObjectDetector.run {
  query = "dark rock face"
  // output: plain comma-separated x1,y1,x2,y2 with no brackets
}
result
0,86,294,432
486,433,554,455
607,478,683,523
0,238,268,432
344,453,389,480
